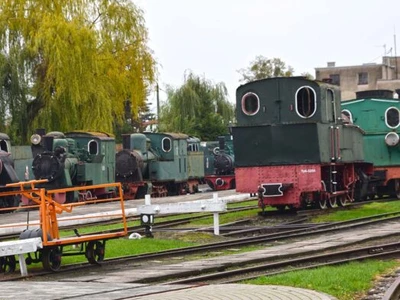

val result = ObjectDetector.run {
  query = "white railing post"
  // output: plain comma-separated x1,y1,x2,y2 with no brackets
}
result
145,194,151,205
213,193,220,235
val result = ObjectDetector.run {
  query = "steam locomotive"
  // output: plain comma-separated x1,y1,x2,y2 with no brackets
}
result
115,132,204,199
341,89,400,199
232,77,372,211
202,135,235,191
29,130,116,203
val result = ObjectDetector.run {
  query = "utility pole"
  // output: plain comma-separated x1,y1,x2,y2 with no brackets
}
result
156,83,160,119
395,30,398,79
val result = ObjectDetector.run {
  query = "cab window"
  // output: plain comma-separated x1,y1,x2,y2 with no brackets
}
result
0,140,8,152
162,137,172,152
385,107,400,128
241,92,260,116
341,109,353,124
295,86,317,118
88,140,98,155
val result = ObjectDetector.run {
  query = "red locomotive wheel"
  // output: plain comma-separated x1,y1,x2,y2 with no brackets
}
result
318,197,327,209
337,196,347,207
328,197,337,208
395,180,400,199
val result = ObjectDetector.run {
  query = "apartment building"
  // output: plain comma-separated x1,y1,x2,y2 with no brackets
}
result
315,56,400,100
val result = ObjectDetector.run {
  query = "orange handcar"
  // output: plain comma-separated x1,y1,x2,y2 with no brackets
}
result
1,180,128,272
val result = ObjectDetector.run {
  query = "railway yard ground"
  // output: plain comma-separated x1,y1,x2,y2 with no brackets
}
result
1,188,400,299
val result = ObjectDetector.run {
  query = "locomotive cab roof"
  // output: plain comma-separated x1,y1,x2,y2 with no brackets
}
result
235,77,341,127
0,133,10,140
65,131,115,141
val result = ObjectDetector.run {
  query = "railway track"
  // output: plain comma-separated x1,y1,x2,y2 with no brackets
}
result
4,210,400,281
161,241,400,285
383,276,400,300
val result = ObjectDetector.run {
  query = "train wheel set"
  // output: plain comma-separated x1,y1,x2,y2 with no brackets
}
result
0,180,127,273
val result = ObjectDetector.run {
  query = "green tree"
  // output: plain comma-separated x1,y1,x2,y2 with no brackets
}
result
158,72,234,141
238,56,294,83
301,72,315,80
0,0,156,143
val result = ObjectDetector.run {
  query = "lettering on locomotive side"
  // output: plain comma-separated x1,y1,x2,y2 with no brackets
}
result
300,169,316,174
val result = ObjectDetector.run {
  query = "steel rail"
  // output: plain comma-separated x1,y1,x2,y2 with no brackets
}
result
162,242,400,285
383,276,400,300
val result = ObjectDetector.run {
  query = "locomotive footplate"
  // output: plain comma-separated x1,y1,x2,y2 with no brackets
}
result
259,183,293,197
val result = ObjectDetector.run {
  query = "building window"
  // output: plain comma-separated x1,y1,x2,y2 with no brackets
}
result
358,72,368,85
295,86,317,119
329,74,340,85
385,107,400,129
241,92,260,116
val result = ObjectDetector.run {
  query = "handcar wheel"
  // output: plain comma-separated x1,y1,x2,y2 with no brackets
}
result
0,255,16,273
337,196,347,207
328,197,337,208
42,247,62,272
86,241,105,264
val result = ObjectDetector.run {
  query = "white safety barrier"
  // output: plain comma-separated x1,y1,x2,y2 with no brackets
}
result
137,193,227,235
0,237,42,276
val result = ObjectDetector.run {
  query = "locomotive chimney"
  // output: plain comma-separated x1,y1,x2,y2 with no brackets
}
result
122,134,131,150
218,136,225,152
35,128,46,136
43,136,54,152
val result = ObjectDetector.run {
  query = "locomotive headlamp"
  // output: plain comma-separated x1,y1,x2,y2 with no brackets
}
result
385,132,399,147
30,134,42,145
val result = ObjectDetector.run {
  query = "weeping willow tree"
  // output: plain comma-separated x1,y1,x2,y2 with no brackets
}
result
0,0,156,143
159,72,235,141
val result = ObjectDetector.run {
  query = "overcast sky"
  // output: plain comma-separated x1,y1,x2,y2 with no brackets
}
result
135,0,400,110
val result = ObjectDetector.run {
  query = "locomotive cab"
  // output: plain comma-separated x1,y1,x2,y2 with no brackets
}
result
237,77,341,126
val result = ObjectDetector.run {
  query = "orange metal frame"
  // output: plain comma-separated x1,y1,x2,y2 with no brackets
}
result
4,180,128,247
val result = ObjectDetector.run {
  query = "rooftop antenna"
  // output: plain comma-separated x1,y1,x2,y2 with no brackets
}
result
395,26,398,79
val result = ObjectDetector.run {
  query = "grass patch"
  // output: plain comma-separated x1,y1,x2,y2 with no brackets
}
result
59,236,198,265
243,259,400,300
227,200,258,208
189,208,261,226
312,201,400,223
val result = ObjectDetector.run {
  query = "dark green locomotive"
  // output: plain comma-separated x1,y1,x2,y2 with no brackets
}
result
232,77,371,210
116,132,204,199
30,130,116,203
202,135,235,190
